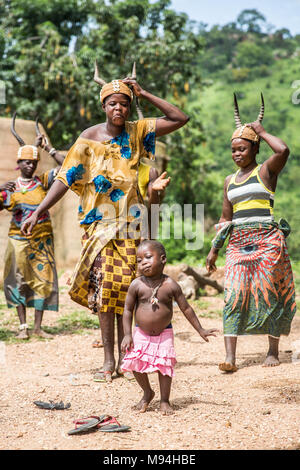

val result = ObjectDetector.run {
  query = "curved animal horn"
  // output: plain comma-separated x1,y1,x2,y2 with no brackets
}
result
131,62,136,80
257,93,264,123
130,62,144,119
35,116,48,147
94,61,107,86
35,116,42,135
11,112,26,147
233,93,242,128
136,98,144,119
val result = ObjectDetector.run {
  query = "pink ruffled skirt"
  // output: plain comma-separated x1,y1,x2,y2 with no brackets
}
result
122,327,177,377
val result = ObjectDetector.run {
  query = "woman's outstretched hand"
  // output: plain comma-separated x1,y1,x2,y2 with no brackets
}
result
151,171,171,192
199,327,219,342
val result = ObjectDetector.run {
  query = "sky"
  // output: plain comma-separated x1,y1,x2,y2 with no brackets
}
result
170,0,300,35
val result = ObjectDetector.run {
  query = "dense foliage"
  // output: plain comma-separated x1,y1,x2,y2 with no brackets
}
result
1,3,300,262
196,10,300,262
0,0,202,145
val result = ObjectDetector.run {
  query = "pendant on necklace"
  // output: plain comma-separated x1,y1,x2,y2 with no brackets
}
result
21,189,27,194
150,295,159,305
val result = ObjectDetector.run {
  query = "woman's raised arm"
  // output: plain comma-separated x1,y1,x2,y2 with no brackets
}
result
122,78,189,137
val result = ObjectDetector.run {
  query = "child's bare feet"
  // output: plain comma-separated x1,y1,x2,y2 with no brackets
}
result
132,390,155,413
160,400,174,415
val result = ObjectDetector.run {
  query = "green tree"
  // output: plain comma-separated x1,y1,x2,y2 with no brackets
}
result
234,40,273,68
236,9,266,34
0,0,203,149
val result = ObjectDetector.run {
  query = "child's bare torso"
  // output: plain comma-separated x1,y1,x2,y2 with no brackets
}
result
135,275,174,336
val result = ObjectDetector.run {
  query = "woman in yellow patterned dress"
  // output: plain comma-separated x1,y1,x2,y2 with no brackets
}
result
0,114,65,339
91,163,170,349
22,70,188,381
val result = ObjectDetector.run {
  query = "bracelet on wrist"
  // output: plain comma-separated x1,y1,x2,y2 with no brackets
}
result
48,148,57,156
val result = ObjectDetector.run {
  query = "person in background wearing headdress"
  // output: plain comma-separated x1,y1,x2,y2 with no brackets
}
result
206,94,296,372
21,64,188,382
0,114,65,339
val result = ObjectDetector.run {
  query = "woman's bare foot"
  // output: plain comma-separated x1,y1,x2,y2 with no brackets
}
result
160,400,174,415
33,329,53,339
263,337,280,367
219,362,238,373
132,390,155,413
262,354,280,367
16,329,29,340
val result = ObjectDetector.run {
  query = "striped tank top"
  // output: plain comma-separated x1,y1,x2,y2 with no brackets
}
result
227,165,274,224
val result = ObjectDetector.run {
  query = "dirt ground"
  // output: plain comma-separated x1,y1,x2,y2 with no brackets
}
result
0,268,300,451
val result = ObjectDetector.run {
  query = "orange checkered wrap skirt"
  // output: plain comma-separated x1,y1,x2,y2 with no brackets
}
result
88,238,139,315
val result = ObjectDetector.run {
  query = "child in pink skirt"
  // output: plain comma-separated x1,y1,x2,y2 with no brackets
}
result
121,240,218,415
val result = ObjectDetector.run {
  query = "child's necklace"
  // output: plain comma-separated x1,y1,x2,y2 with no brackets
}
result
144,277,164,305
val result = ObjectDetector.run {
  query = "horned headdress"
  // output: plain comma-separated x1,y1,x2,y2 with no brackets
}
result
11,112,42,161
231,93,264,142
94,61,144,119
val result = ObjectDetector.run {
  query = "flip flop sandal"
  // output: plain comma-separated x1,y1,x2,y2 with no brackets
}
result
67,417,100,435
116,369,135,381
96,415,131,432
98,424,131,432
34,400,71,410
123,371,135,382
93,371,113,383
92,340,103,348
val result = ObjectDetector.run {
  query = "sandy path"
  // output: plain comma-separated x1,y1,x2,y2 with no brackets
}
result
1,281,300,452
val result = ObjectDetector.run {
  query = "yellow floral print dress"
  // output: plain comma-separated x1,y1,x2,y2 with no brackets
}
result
56,118,156,313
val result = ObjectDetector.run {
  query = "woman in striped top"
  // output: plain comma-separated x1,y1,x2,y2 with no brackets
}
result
206,98,296,373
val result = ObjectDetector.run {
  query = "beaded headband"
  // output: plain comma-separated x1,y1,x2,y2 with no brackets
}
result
94,61,144,119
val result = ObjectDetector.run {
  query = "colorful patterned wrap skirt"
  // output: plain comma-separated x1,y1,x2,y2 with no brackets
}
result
122,327,177,377
223,222,296,337
3,235,58,311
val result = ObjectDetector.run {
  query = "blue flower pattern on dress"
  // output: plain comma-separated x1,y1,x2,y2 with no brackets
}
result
143,131,155,155
93,175,112,193
120,146,131,159
80,208,103,225
112,130,131,159
111,130,130,147
129,205,141,218
66,164,85,187
62,123,155,229
110,189,125,202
